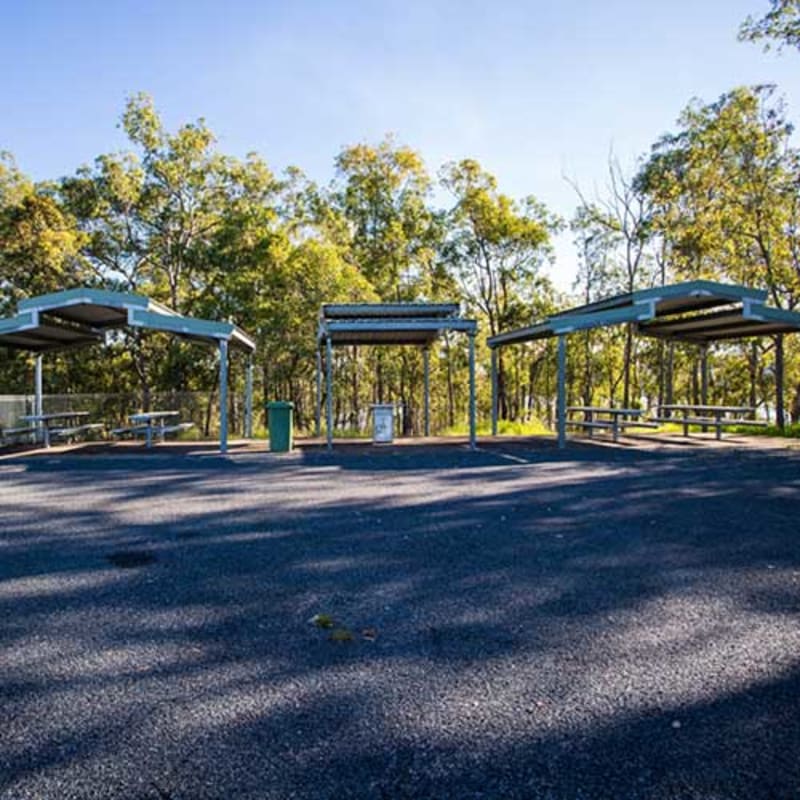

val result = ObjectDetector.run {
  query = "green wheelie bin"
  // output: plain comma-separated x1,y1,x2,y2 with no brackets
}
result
267,401,294,452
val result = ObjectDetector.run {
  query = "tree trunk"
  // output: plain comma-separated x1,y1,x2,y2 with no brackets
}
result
204,372,219,437
497,351,508,420
351,346,359,431
748,342,758,413
775,334,785,430
622,323,633,408
131,333,151,412
376,351,384,405
791,383,800,424
665,343,674,412
700,346,709,405
582,331,593,407
444,336,455,427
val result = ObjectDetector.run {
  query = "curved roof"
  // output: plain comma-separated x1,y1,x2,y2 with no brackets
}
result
488,281,800,348
0,288,255,353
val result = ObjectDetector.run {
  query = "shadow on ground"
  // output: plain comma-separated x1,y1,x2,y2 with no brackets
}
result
1,442,799,799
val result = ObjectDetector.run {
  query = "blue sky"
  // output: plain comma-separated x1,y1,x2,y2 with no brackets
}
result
2,0,799,290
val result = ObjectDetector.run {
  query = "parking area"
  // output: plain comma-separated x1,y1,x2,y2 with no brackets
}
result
1,442,799,799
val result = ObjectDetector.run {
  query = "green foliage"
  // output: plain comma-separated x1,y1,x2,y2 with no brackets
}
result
328,627,355,642
636,85,800,306
740,0,800,51
0,153,87,313
440,158,561,336
731,421,800,437
332,136,440,301
442,417,550,437
2,86,799,438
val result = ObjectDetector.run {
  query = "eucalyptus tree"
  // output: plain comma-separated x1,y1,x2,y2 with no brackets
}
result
332,136,440,301
636,85,800,424
740,0,800,51
0,153,86,311
329,137,444,431
570,205,626,406
0,154,88,391
439,158,561,421
569,156,657,408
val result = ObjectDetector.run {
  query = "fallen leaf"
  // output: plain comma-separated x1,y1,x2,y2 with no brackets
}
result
329,628,355,643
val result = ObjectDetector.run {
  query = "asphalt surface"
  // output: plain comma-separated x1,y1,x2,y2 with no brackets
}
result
1,441,799,799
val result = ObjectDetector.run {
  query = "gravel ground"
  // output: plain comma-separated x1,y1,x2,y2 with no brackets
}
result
1,441,799,800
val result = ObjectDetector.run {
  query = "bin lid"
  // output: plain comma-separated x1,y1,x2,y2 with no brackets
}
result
370,403,394,411
267,401,294,409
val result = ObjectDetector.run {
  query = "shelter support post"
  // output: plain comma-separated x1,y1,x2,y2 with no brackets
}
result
557,334,567,450
775,333,785,429
490,347,498,436
701,344,709,434
219,339,228,454
315,346,322,438
35,354,43,416
423,346,430,437
468,332,476,450
34,354,43,444
701,345,709,404
244,354,253,439
325,335,333,450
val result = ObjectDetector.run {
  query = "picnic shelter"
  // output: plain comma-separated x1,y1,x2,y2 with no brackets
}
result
0,288,256,453
316,303,478,449
487,280,800,448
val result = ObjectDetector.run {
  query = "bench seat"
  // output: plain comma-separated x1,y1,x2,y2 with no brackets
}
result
110,425,150,437
649,416,765,427
1,425,38,444
112,422,195,440
568,419,660,430
51,423,106,440
566,420,615,429
158,422,195,435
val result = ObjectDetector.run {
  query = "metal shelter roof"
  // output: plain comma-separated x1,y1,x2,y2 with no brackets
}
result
318,302,477,346
0,288,256,353
487,281,800,348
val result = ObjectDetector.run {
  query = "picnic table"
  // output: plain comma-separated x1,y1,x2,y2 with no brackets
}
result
566,406,659,443
123,411,194,448
20,411,102,448
653,404,766,440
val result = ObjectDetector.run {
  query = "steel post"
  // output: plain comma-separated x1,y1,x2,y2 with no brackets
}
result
219,339,228,454
557,335,567,449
